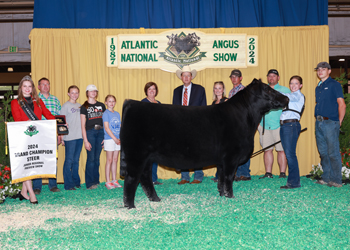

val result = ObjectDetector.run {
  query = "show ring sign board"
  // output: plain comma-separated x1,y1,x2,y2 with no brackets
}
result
107,29,258,72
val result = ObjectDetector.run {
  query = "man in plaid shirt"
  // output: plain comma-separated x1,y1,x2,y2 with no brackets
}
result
33,77,62,194
228,69,251,181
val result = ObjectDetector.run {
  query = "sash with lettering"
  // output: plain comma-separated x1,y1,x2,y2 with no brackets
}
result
7,120,57,183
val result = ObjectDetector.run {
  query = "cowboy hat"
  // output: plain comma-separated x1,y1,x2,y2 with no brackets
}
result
176,65,197,80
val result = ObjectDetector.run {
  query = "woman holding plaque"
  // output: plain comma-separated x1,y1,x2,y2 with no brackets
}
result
11,75,55,204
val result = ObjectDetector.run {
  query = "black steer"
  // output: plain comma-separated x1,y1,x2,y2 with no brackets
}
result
120,79,289,208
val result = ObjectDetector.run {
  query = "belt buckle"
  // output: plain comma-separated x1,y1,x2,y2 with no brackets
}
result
316,116,323,122
94,124,102,130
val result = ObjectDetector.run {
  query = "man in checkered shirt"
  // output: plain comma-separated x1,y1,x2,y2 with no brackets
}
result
227,69,251,181
33,77,62,194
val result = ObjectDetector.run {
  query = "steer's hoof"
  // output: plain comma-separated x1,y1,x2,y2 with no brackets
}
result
150,196,161,202
224,193,235,198
124,203,136,209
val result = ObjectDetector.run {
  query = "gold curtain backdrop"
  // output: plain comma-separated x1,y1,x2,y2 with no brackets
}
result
29,26,328,184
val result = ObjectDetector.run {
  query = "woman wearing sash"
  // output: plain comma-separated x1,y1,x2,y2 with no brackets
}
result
11,75,55,204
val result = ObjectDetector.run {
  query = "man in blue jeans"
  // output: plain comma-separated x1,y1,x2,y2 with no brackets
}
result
173,66,206,184
33,77,61,194
314,62,346,188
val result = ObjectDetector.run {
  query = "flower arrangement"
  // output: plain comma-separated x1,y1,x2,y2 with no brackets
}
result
309,163,323,180
0,164,22,203
309,154,350,183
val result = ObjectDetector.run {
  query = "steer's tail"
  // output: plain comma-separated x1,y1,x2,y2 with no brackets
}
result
119,149,127,179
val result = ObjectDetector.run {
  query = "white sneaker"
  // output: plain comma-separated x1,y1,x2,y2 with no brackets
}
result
105,182,116,189
112,180,122,188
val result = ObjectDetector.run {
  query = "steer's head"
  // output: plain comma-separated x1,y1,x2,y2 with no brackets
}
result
247,79,289,114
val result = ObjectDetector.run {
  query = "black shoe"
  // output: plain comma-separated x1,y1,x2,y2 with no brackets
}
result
280,185,299,189
50,187,61,192
68,187,76,190
153,181,163,185
279,173,287,178
30,200,38,204
235,176,252,181
19,193,29,201
34,189,41,195
75,185,81,189
259,173,273,179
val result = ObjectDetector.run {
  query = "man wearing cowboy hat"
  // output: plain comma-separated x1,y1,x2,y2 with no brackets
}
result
173,65,207,184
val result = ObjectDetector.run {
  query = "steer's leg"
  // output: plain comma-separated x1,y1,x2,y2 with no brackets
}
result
216,164,224,196
223,161,237,198
123,166,143,209
140,161,161,202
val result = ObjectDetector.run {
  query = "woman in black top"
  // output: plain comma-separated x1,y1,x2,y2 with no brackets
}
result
80,84,106,190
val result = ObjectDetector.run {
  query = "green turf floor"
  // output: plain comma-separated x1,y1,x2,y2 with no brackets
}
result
1,176,350,249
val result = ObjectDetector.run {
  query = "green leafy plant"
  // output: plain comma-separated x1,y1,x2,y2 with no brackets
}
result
309,163,323,180
0,91,20,203
336,72,350,150
0,164,22,203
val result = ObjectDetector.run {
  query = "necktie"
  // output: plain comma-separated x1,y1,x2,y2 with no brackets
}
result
183,88,188,106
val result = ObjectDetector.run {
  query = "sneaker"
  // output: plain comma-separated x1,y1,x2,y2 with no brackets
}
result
87,184,98,190
259,173,273,179
75,185,81,189
327,181,342,188
68,187,76,191
112,180,122,188
34,189,41,195
153,181,163,185
211,177,218,182
316,179,328,185
105,182,116,189
279,173,287,178
50,187,61,192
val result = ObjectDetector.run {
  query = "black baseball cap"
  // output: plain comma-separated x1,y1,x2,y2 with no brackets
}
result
267,69,279,76
315,62,331,70
229,69,242,77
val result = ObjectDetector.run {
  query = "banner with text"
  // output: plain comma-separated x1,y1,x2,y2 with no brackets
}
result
7,120,57,184
106,29,258,72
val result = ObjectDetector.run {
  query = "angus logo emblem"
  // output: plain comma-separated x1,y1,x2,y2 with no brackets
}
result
159,32,207,69
24,125,39,137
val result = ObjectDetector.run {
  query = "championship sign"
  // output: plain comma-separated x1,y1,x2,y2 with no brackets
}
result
7,120,57,183
106,29,258,72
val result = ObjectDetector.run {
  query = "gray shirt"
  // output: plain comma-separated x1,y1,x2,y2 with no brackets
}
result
60,101,83,141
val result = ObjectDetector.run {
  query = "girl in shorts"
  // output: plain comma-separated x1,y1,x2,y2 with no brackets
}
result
102,95,122,189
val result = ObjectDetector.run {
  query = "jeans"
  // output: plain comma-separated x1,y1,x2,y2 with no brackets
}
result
63,139,83,190
236,159,251,178
280,122,301,188
315,120,342,184
33,162,58,190
214,159,251,179
85,128,104,188
181,169,204,182
152,162,158,182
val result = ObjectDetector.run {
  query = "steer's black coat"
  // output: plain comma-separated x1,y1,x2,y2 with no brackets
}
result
120,79,289,208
